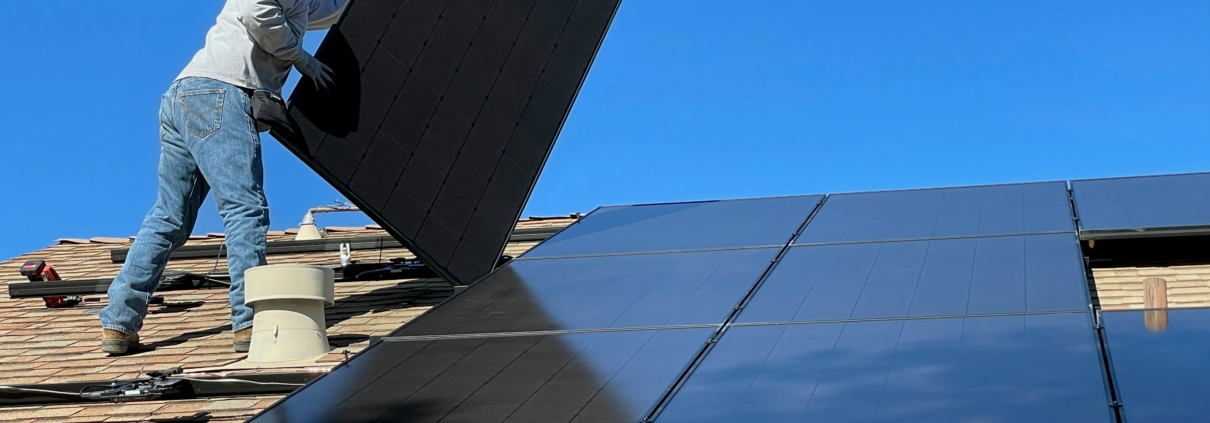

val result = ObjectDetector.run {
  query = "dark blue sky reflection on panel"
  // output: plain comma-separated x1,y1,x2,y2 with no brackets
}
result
1103,309,1210,423
658,314,1110,423
398,248,779,335
739,234,1088,323
524,195,820,258
1072,172,1210,235
797,182,1073,245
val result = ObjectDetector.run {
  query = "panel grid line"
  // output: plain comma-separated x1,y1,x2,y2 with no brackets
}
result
345,0,509,186
641,195,830,422
277,0,622,285
824,180,1068,197
513,244,790,261
374,0,544,217
730,309,1090,328
311,0,456,156
383,324,723,342
298,0,411,152
795,229,1075,247
448,0,599,266
427,333,548,422
508,230,1077,262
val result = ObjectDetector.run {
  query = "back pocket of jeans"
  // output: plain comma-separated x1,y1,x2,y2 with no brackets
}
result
182,88,225,138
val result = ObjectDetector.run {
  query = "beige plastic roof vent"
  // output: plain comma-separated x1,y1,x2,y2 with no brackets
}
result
241,264,335,367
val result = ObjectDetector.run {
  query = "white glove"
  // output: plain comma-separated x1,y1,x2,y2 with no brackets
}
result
293,52,334,91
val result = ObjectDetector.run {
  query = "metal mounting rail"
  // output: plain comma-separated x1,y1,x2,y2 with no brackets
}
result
108,226,563,263
7,258,453,299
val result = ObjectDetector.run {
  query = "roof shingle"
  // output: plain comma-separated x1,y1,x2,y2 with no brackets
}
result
0,218,573,421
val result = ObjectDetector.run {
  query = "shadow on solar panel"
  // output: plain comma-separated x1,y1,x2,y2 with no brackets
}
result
248,304,713,422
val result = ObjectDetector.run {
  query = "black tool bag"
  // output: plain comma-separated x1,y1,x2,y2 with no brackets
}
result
251,89,289,133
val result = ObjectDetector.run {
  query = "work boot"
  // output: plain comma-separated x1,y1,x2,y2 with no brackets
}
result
233,327,253,353
101,329,139,355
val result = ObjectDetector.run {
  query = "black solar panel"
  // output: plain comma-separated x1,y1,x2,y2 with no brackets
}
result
738,233,1090,323
273,0,623,285
659,314,1111,423
523,196,823,258
1072,172,1210,239
248,328,713,423
394,248,780,336
1102,309,1210,423
247,181,1113,422
797,182,1074,245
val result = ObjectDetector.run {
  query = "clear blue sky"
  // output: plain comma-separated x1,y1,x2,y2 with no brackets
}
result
1,1,1207,261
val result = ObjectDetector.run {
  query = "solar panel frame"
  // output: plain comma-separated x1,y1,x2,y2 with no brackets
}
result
272,0,624,285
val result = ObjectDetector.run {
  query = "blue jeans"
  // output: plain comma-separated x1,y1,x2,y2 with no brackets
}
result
101,77,269,335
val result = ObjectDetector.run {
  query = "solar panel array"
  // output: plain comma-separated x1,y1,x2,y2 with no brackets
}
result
660,314,1109,423
249,195,824,422
262,176,1210,422
1082,173,1210,423
272,0,622,285
656,183,1111,423
252,0,1206,415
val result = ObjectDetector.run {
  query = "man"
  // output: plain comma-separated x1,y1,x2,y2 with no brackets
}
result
100,0,348,355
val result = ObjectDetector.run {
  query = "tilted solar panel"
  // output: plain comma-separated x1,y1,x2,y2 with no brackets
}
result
272,0,622,284
1072,172,1210,239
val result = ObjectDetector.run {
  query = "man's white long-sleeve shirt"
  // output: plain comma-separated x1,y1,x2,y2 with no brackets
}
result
178,0,348,94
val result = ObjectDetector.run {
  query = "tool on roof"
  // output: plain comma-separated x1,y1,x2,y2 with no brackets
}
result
9,265,227,302
9,258,442,298
19,260,81,308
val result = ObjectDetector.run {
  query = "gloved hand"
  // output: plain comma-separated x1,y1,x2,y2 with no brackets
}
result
293,51,334,91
